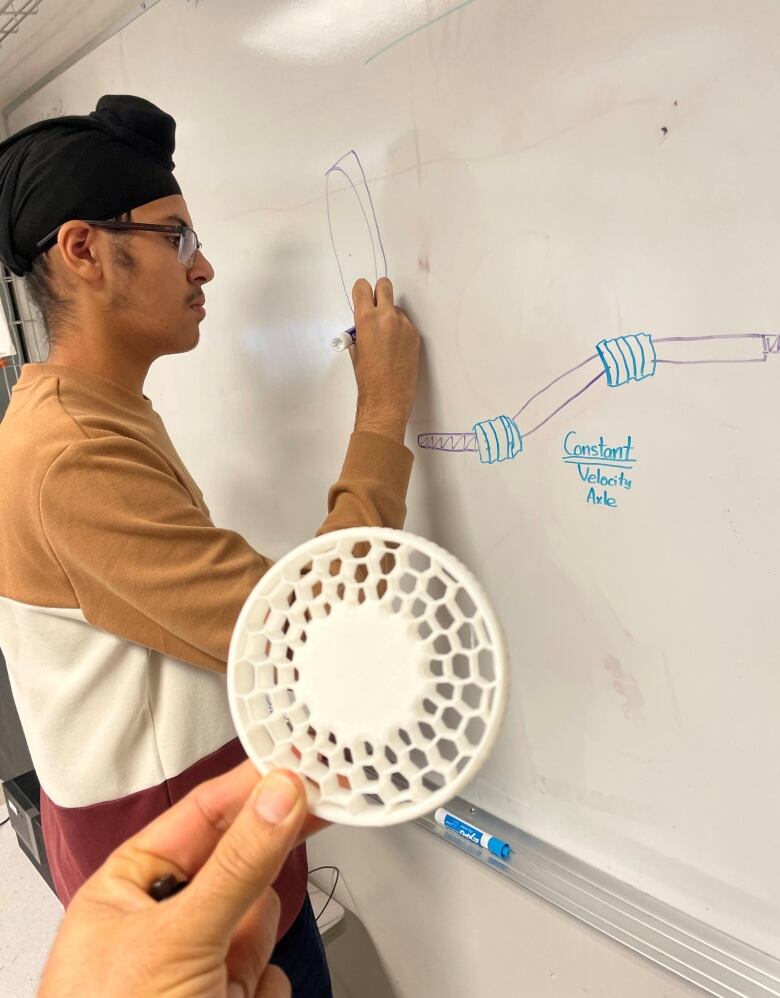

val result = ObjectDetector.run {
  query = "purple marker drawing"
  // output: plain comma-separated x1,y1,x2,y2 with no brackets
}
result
325,150,389,314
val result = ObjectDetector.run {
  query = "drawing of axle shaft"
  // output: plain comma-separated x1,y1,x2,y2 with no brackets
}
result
419,332,776,464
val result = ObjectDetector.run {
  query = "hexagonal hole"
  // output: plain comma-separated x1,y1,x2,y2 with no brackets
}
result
268,587,294,612
268,640,289,664
240,632,264,663
435,604,456,629
268,688,293,711
451,653,470,680
422,697,437,716
247,726,274,758
433,634,452,655
465,716,486,745
441,706,462,730
409,549,432,573
347,585,365,606
436,682,455,700
462,683,482,709
425,575,447,601
409,597,426,619
288,703,310,725
390,771,410,792
409,747,428,770
384,745,398,766
435,737,458,762
423,770,445,791
309,600,332,620
246,691,272,723
371,774,401,801
398,728,412,747
267,715,293,742
294,579,317,603
398,572,416,594
417,721,436,741
417,620,433,639
253,663,275,689
232,658,255,695
455,587,477,618
291,725,317,753
313,554,340,577
285,626,307,648
346,742,371,765
277,665,297,686
478,649,495,682
457,622,477,650
429,658,444,677
378,551,397,576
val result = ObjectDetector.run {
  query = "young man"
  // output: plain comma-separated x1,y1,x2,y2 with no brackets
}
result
0,95,419,995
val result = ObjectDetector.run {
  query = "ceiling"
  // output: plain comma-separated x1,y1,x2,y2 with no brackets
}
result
0,0,143,129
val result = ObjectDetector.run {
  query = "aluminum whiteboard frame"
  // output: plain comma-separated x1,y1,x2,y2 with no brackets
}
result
4,5,778,994
417,798,780,998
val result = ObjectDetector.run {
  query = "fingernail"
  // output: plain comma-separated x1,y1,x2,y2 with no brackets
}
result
227,982,246,998
254,771,298,824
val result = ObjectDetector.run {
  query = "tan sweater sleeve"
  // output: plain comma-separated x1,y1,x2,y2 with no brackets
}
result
39,431,413,672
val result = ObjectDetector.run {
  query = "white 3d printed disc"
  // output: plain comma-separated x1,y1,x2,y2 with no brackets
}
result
227,527,509,825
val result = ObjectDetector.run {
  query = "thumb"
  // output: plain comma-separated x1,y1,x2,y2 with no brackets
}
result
184,770,308,944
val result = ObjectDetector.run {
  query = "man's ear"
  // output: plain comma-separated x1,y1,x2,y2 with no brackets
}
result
56,220,103,284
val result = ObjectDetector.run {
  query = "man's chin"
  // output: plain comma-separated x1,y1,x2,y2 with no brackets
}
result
159,327,200,358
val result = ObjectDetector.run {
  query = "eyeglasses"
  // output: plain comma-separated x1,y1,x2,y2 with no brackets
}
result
36,221,203,267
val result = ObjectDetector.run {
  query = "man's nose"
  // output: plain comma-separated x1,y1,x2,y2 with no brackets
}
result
188,249,215,284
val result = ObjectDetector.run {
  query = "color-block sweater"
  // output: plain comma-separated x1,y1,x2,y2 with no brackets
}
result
0,363,413,937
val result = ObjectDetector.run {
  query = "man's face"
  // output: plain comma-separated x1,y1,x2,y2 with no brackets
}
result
103,194,214,357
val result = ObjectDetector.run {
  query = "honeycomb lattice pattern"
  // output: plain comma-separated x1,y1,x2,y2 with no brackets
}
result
228,528,508,825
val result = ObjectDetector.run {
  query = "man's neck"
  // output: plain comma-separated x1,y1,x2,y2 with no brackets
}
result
45,340,150,397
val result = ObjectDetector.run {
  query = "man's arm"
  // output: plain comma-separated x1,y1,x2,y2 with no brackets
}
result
40,278,420,671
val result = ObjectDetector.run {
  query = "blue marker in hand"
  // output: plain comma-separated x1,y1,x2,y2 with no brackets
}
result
331,325,356,352
434,807,511,859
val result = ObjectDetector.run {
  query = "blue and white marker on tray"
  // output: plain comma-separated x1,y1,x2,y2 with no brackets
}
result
434,807,512,859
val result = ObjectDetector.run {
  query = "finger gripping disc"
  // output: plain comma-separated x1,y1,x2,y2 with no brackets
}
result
227,528,509,825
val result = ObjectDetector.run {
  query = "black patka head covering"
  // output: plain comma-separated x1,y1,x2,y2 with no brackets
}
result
0,94,181,275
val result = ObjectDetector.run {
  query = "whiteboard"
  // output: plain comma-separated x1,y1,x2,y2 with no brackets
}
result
9,0,780,957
